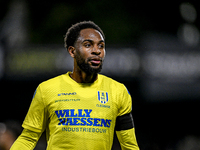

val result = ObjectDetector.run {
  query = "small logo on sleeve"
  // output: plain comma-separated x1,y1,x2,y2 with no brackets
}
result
98,91,108,104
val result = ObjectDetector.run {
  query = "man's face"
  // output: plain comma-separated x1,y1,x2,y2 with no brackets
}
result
74,28,105,74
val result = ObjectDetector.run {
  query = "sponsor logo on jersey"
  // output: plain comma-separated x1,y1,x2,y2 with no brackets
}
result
98,91,108,104
58,92,76,96
96,104,110,108
55,109,111,128
55,99,80,103
62,127,107,133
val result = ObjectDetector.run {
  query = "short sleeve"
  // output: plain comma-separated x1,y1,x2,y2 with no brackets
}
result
117,85,132,117
22,85,47,133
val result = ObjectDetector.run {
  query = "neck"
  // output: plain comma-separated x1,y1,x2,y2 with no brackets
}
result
70,68,98,83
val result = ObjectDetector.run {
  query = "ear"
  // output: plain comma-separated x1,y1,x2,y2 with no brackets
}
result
68,46,75,58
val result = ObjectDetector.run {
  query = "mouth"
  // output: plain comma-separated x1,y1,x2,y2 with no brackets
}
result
89,57,102,66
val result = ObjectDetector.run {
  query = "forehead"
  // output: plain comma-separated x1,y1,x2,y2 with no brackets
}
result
78,28,104,42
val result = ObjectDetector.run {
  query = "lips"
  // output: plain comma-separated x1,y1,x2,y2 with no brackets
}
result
89,57,102,65
91,60,101,64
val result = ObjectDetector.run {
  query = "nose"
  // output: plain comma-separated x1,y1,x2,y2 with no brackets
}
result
92,45,101,55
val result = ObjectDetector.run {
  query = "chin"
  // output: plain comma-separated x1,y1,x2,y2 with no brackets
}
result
78,62,103,74
86,66,102,74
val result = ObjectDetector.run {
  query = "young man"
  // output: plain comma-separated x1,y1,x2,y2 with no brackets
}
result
10,21,139,150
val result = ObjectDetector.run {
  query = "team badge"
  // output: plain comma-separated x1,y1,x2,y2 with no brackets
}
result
98,91,108,104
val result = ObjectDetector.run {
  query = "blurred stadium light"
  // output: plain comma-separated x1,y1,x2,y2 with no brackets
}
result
140,33,200,102
178,2,200,47
101,48,140,79
5,47,58,79
178,23,200,47
179,2,197,23
0,0,29,49
142,51,200,80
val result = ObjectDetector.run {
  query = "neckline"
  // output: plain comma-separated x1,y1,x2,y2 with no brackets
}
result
65,72,100,88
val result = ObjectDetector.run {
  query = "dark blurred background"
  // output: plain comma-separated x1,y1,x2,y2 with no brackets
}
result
1,0,200,150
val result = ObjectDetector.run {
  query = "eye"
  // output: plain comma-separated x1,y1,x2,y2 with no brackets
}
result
98,43,105,49
84,43,91,48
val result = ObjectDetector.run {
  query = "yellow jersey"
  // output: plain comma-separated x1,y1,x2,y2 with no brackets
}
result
22,72,135,150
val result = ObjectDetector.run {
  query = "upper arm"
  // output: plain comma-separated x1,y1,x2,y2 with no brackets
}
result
116,85,139,150
117,85,132,117
115,113,134,131
22,85,48,132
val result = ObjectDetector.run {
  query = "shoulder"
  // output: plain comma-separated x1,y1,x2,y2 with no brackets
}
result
99,74,126,89
38,74,66,90
99,74,131,96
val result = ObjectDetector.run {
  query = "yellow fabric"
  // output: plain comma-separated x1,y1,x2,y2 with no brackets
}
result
12,72,138,150
116,128,139,150
10,129,41,150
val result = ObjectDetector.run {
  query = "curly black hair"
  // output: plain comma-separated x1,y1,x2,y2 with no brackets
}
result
64,21,105,50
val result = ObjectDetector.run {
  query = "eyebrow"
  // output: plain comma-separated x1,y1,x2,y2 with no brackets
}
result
82,39,105,44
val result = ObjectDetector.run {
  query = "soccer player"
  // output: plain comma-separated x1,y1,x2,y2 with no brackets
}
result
10,21,139,150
